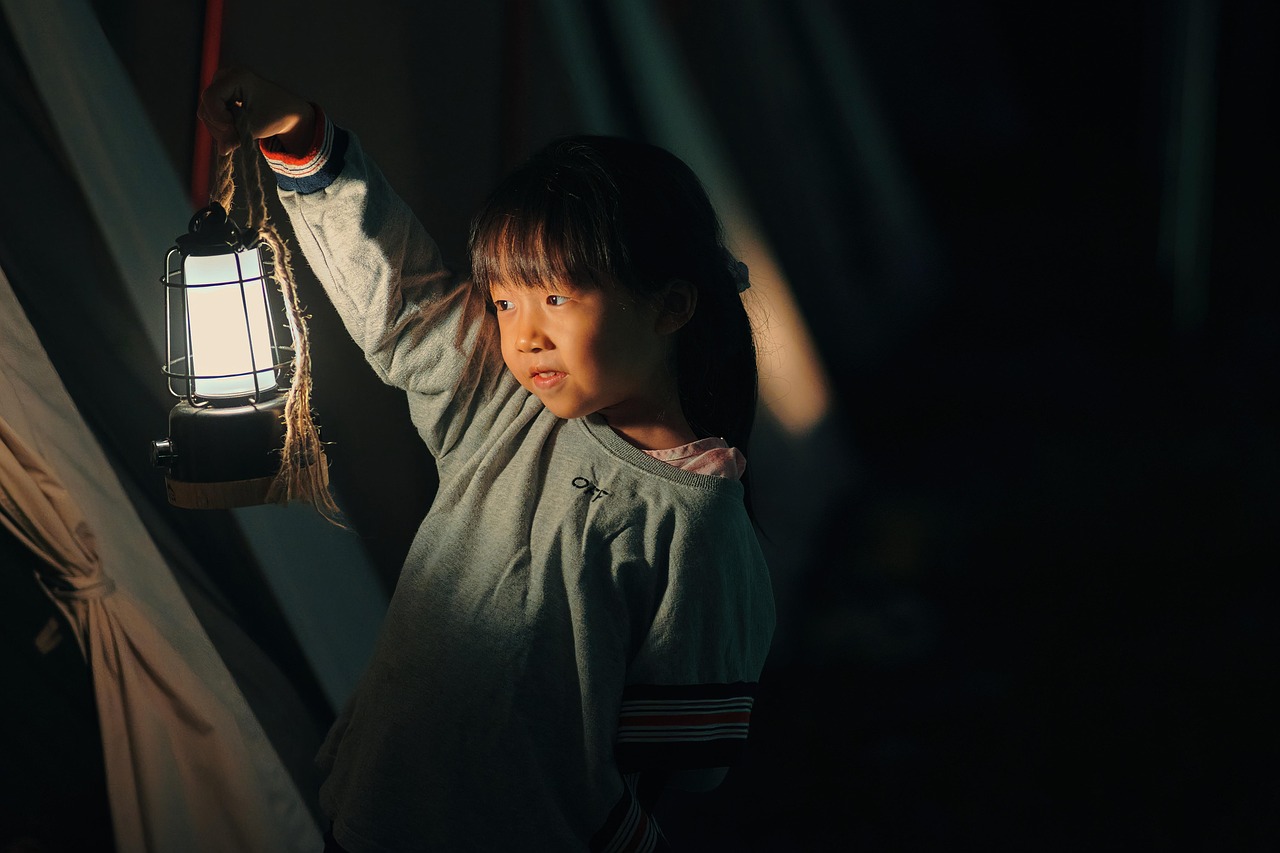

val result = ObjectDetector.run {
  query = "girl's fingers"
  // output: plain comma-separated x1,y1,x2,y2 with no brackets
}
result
199,68,259,152
196,102,238,155
197,68,309,154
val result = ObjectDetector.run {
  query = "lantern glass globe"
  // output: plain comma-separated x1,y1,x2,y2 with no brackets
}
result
184,248,278,398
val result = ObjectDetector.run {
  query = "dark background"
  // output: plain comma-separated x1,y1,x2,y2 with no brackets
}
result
2,1,1276,849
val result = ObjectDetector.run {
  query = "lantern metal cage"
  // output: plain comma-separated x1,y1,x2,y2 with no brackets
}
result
151,203,297,510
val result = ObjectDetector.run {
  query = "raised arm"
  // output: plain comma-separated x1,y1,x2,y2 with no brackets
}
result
197,69,507,457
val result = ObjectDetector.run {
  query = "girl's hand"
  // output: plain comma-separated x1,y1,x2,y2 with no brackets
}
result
197,67,315,157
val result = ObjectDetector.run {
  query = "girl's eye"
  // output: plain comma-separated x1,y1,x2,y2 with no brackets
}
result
547,295,570,307
493,299,513,312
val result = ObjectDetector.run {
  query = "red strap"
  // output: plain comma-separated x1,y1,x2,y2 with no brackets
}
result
190,0,225,207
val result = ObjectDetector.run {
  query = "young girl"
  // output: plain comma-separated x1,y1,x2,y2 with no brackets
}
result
200,69,775,852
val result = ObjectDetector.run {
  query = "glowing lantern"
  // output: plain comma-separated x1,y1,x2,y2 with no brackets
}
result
151,203,292,509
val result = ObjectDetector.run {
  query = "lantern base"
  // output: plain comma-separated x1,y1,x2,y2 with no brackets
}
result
155,394,330,509
164,452,329,510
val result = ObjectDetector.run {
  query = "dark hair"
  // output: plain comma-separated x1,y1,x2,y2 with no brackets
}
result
468,136,758,462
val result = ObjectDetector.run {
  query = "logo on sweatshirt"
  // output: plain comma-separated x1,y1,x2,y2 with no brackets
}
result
572,476,610,502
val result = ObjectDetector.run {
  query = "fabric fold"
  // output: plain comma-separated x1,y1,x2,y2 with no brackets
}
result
0,410,318,852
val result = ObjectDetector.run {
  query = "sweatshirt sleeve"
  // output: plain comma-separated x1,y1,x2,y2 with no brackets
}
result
260,109,510,458
614,499,776,775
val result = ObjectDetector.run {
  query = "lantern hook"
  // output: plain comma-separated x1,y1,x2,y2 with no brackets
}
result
177,202,259,256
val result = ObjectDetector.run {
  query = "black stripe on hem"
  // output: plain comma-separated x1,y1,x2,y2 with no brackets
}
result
616,737,746,774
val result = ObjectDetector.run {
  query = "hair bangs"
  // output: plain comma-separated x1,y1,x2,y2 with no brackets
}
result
469,153,623,296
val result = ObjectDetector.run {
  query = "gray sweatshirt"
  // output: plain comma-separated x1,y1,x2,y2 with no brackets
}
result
268,118,775,852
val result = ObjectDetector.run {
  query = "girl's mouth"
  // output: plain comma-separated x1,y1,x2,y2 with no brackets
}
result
531,370,565,390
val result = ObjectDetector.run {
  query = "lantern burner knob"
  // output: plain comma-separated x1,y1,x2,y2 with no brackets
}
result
150,438,176,468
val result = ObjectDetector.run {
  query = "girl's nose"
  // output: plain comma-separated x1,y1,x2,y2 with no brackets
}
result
516,319,548,353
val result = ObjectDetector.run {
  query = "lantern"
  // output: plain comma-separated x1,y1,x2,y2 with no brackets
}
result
151,203,293,509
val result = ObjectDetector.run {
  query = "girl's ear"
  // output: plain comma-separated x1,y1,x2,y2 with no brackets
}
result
656,279,697,335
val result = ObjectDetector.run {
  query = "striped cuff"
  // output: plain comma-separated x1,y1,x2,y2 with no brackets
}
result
589,773,669,853
614,682,757,772
258,104,348,194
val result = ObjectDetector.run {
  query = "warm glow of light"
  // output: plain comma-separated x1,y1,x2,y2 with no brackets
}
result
184,250,277,398
729,220,831,437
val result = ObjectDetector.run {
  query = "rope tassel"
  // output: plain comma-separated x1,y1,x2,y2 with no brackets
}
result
211,110,342,523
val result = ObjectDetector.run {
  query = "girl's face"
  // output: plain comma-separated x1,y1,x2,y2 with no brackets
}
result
489,276,679,434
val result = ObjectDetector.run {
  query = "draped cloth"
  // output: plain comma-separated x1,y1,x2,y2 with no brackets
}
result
0,267,319,852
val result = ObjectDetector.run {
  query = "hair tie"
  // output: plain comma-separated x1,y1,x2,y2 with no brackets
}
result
723,250,750,293
720,248,750,292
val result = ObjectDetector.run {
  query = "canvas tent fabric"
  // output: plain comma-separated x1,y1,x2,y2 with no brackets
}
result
0,266,321,853
0,0,388,713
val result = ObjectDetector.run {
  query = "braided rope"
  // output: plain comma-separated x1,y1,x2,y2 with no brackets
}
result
212,111,342,523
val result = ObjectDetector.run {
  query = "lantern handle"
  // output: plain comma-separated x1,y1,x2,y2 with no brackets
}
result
189,201,229,235
177,202,258,255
